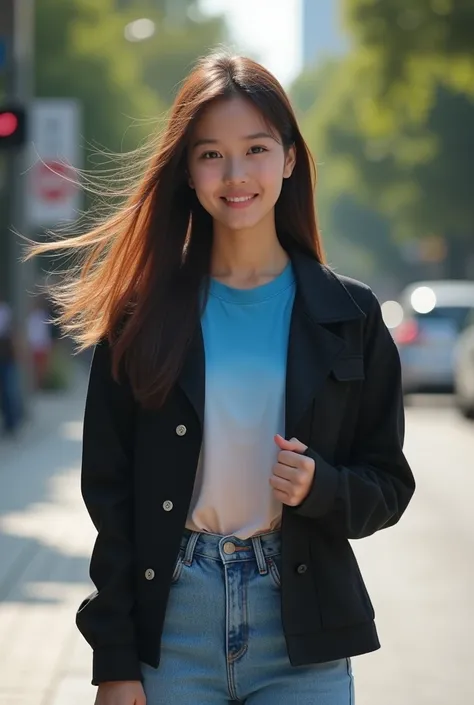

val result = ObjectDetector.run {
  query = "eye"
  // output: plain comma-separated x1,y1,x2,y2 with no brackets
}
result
248,146,268,155
200,150,221,160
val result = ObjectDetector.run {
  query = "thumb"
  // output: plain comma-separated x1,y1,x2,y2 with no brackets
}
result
274,434,308,454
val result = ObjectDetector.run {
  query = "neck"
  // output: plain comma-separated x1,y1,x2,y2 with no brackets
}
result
210,221,289,287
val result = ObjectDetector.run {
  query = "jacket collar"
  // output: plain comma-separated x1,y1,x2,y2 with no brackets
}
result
178,247,365,437
288,246,365,325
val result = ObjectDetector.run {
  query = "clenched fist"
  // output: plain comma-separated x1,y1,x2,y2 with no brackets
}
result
270,435,316,507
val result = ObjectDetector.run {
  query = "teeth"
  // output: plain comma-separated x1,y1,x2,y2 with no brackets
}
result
225,195,254,202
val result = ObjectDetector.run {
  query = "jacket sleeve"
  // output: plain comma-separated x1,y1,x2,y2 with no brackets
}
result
76,339,142,685
293,290,415,539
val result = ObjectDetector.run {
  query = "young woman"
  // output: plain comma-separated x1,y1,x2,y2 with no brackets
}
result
31,52,415,705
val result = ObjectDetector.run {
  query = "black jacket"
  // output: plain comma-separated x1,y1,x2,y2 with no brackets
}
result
76,248,415,686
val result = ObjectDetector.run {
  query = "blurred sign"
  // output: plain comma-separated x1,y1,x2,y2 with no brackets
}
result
27,99,82,227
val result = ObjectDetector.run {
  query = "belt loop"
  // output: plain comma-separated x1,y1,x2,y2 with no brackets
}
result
183,531,200,566
251,535,268,575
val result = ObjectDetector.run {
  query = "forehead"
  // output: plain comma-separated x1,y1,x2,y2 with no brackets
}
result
191,95,276,140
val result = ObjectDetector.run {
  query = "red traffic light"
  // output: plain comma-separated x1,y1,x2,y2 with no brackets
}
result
0,106,26,148
0,112,19,137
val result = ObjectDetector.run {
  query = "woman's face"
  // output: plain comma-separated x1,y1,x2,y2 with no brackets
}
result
187,96,295,235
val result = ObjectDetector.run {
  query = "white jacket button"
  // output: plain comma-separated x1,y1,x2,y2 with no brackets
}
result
162,500,173,512
176,424,187,436
145,568,155,580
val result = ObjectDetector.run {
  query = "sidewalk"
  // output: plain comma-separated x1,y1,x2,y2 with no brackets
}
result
0,365,97,705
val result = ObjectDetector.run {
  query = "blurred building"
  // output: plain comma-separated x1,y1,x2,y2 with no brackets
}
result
301,0,348,68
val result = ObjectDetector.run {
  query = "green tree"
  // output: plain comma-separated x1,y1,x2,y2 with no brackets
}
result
344,0,474,101
35,0,226,156
35,0,162,155
298,2,474,279
112,1,227,104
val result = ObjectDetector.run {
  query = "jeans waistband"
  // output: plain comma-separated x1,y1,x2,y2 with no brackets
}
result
179,528,281,574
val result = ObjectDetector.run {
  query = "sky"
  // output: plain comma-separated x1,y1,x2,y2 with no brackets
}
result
200,0,303,87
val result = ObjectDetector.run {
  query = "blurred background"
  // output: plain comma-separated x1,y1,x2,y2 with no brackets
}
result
0,2,473,704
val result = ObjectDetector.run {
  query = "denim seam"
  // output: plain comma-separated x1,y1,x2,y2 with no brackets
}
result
347,657,354,705
267,557,281,588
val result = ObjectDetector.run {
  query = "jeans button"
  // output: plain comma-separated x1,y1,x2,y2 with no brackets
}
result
223,541,236,555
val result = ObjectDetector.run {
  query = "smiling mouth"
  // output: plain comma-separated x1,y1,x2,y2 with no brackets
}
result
220,194,258,207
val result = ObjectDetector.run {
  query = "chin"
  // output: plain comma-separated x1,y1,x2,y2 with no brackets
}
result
221,219,263,234
214,209,270,232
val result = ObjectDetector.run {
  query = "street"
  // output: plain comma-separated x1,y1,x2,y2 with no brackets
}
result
0,387,473,705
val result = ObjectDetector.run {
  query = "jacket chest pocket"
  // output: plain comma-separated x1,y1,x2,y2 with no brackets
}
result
309,356,364,463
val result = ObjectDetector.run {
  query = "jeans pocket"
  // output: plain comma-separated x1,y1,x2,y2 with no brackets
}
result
267,555,282,588
171,550,184,584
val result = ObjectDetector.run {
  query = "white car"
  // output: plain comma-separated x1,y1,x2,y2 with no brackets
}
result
389,280,474,394
453,313,474,418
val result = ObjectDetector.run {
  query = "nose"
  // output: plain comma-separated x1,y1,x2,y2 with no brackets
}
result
223,157,248,184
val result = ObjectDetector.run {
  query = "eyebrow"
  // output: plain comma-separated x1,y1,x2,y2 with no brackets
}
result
191,132,277,149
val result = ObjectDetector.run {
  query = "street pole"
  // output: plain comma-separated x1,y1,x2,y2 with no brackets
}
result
1,0,35,404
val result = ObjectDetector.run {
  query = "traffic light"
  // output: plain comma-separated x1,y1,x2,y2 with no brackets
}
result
0,105,27,149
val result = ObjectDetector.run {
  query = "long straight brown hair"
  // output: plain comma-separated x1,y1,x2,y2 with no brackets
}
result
28,51,324,409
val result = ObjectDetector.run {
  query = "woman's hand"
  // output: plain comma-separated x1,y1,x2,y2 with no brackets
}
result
94,681,146,705
270,435,315,507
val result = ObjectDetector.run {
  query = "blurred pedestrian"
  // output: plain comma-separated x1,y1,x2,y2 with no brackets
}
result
29,52,415,705
27,296,53,389
0,300,22,436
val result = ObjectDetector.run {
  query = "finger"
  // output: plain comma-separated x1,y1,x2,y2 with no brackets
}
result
273,462,298,482
277,449,303,468
272,488,292,504
274,434,308,454
269,473,293,493
279,452,315,476
271,485,299,507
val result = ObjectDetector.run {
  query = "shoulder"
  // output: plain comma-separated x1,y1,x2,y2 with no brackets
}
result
324,266,379,317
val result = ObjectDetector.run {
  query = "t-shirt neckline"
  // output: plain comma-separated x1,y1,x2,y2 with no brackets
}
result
209,261,295,304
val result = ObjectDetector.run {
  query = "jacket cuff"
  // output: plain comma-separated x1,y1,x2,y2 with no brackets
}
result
293,448,339,519
92,646,143,686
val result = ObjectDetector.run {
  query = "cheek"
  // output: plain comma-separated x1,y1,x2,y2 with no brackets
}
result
190,164,221,197
257,157,285,190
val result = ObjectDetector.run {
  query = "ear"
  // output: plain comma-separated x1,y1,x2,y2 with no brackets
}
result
283,144,296,179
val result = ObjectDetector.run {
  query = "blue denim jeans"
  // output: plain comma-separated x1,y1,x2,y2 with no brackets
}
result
141,529,354,704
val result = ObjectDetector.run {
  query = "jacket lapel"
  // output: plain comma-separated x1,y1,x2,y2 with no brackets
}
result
284,247,366,438
177,321,205,429
177,246,366,437
285,302,345,439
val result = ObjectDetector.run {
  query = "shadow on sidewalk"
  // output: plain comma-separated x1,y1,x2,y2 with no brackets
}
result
0,363,95,606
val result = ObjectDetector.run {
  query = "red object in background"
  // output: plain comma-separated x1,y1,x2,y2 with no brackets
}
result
0,111,18,137
0,106,26,148
33,161,76,202
393,319,421,345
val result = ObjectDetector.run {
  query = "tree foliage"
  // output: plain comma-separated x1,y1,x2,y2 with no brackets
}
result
344,0,474,101
296,0,474,281
35,0,226,156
